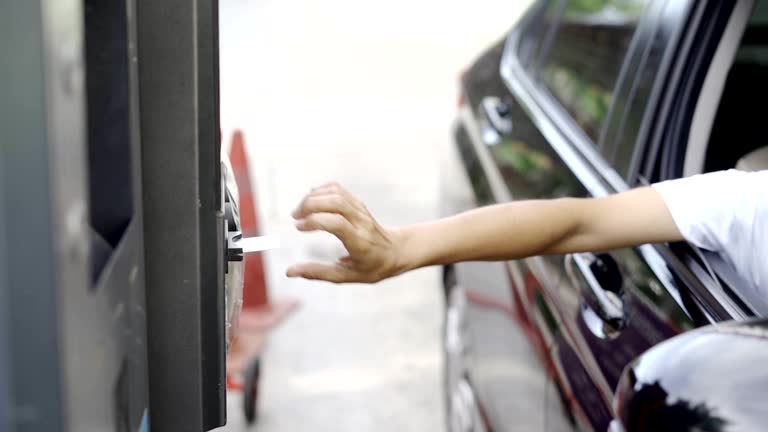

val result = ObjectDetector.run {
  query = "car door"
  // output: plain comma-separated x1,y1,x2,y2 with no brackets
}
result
459,1,672,430
450,2,591,430
457,0,761,430
499,1,697,430
517,1,752,431
492,0,732,431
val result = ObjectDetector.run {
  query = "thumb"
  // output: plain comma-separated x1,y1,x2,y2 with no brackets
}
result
286,262,358,283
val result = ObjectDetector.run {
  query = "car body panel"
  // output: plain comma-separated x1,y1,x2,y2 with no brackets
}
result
445,0,759,431
615,319,768,432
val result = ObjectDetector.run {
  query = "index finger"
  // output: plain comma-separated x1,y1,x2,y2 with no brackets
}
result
308,183,367,213
293,194,364,225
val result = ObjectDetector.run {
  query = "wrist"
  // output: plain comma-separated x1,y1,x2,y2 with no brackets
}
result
387,225,420,277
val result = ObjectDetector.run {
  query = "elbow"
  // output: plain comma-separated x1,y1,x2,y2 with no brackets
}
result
539,198,595,255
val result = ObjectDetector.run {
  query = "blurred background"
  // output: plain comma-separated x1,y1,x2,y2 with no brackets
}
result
218,0,533,430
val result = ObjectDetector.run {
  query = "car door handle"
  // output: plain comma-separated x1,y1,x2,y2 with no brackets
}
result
480,96,514,144
565,253,626,330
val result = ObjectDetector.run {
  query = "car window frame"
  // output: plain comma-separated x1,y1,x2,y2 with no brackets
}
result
516,0,562,71
639,3,731,182
600,0,673,179
640,0,761,319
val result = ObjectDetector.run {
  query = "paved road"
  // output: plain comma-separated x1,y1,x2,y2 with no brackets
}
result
218,1,532,430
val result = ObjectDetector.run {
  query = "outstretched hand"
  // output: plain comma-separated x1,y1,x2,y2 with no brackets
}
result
286,183,404,283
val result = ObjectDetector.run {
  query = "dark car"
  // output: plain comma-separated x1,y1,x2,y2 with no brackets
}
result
443,1,768,431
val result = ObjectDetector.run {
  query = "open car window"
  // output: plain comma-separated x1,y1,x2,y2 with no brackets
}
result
637,0,768,321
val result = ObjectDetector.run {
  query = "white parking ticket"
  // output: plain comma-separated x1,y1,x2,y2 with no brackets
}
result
235,235,281,253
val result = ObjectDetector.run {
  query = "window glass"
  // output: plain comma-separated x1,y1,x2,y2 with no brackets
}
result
611,31,665,178
606,0,694,181
517,0,560,70
539,0,648,142
488,101,587,201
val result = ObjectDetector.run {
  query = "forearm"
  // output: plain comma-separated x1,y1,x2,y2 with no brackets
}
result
393,198,585,273
391,186,685,275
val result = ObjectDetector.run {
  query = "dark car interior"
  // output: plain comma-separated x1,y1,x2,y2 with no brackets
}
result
705,4,768,172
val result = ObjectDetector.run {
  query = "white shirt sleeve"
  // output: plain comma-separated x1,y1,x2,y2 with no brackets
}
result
652,169,756,252
652,169,767,295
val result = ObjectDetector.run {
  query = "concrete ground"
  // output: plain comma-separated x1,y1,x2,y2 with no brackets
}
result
217,1,532,430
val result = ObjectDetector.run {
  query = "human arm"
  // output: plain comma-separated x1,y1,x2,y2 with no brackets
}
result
286,182,683,283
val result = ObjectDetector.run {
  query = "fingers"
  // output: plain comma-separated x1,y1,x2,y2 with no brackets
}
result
295,213,358,250
310,181,349,197
288,182,381,285
293,182,368,220
294,195,364,225
310,182,342,195
286,262,361,283
295,212,352,234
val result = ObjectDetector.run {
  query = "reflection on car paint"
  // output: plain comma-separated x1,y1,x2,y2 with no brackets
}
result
554,334,613,431
617,322,768,432
539,0,647,141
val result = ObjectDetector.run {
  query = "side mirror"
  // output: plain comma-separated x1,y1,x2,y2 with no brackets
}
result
611,319,768,432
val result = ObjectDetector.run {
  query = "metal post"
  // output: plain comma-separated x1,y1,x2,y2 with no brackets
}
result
136,0,226,429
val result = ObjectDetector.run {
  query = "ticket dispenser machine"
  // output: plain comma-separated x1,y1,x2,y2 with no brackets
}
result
0,0,151,431
0,0,229,431
136,0,230,430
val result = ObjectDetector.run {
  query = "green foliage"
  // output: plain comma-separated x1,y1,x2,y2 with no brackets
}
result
565,0,646,16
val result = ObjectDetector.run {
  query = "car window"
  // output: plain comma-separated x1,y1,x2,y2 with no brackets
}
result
590,0,694,182
609,1,672,179
608,42,665,179
703,2,768,173
538,0,649,142
516,0,561,70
